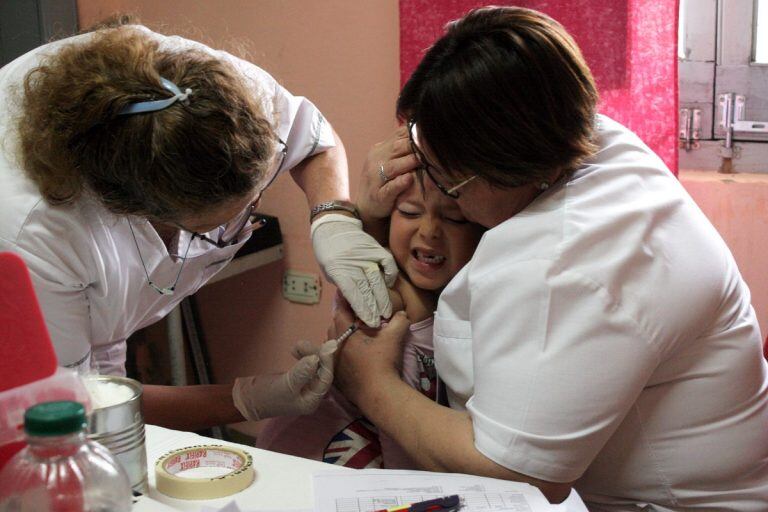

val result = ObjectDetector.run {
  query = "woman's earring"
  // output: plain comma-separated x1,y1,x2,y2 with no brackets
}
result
539,182,550,191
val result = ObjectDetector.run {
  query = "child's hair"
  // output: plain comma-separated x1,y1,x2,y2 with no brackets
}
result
17,21,276,222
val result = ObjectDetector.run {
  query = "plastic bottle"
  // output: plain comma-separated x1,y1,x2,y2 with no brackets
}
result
0,401,132,512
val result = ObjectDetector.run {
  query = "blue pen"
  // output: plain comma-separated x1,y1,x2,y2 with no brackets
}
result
374,495,461,512
411,495,461,512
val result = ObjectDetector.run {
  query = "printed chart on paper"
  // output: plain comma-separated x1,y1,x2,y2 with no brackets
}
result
334,489,534,512
313,469,572,512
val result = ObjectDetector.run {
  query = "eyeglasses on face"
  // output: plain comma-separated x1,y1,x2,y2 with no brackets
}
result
406,120,476,199
180,138,287,248
129,139,286,295
188,203,264,248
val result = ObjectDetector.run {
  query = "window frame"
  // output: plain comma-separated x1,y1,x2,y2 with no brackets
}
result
679,0,768,172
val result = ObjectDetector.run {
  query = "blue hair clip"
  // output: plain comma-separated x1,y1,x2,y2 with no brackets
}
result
118,77,192,116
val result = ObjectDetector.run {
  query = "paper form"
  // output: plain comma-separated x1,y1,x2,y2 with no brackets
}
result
199,503,311,512
313,469,586,512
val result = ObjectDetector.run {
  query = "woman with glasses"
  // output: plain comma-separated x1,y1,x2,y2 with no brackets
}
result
0,18,396,430
332,6,768,509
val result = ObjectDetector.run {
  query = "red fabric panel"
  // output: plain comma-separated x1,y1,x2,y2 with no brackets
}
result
399,0,679,174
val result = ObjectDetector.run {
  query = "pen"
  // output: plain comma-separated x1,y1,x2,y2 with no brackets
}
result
374,494,461,512
373,505,409,512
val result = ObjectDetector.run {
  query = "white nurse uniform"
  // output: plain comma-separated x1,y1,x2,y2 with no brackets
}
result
0,26,334,376
435,115,768,510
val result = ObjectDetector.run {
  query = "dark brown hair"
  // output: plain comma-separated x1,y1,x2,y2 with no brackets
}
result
397,6,599,188
18,22,276,222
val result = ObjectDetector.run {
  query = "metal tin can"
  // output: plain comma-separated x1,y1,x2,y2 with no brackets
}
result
85,375,148,494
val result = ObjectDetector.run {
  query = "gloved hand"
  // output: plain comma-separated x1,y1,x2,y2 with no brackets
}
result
292,338,338,385
311,213,398,327
232,338,338,421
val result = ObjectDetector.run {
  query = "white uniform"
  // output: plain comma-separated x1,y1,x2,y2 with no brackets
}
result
0,27,334,376
435,116,768,510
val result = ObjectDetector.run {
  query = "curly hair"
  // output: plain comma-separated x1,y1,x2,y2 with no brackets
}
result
398,6,599,188
17,23,276,222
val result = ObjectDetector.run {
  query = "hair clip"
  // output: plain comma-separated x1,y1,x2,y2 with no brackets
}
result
118,77,192,116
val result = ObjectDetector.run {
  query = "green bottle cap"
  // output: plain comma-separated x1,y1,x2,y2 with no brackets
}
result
24,401,87,437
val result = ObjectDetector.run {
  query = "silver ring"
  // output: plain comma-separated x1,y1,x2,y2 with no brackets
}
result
378,163,389,183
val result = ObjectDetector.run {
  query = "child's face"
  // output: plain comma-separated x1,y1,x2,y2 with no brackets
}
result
389,178,483,291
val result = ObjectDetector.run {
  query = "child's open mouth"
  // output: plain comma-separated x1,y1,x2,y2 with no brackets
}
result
412,249,446,267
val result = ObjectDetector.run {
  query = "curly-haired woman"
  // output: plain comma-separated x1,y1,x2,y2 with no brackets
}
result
0,19,395,430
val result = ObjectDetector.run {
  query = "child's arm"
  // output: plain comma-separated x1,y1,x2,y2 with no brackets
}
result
392,276,437,323
388,286,405,315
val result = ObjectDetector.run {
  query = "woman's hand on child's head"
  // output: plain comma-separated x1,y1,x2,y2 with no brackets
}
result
358,126,418,223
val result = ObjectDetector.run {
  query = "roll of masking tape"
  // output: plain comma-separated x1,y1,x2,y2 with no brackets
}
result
155,444,255,500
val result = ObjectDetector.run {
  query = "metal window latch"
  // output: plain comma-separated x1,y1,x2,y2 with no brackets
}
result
721,93,768,134
732,120,768,133
717,93,745,160
679,108,701,150
719,92,768,138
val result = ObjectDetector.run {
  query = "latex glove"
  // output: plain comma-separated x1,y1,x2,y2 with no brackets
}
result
232,338,338,421
292,338,338,387
311,213,398,327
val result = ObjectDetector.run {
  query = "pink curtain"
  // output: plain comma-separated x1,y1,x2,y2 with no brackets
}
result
399,1,679,174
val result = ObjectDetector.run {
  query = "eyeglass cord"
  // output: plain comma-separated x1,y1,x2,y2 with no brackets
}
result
127,219,194,296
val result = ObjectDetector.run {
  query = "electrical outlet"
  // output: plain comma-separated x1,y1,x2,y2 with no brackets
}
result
282,270,321,304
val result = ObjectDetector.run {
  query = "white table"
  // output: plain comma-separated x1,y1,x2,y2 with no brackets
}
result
134,425,587,512
134,424,349,511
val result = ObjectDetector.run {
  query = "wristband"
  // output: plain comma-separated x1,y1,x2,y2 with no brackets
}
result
309,201,360,222
309,212,363,238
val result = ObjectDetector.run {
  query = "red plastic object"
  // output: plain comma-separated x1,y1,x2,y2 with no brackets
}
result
0,252,58,391
0,441,25,472
0,252,60,468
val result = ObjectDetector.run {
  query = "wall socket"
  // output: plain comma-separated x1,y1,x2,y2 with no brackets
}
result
282,270,321,304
